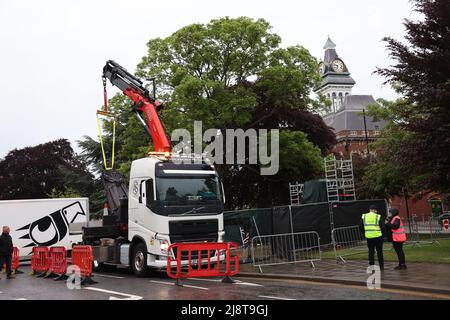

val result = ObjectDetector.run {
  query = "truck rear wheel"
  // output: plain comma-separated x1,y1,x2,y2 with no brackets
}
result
132,243,149,277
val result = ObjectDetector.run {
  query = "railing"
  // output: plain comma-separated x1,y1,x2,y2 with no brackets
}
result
331,225,367,263
251,231,321,273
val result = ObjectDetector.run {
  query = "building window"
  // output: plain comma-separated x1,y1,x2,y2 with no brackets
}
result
350,130,357,136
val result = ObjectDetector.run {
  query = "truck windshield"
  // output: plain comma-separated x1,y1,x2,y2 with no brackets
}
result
156,175,222,206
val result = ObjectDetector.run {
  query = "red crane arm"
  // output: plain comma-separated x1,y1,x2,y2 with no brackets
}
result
102,60,172,154
123,88,172,153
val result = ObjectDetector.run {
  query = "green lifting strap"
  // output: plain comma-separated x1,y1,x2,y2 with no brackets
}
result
96,111,116,171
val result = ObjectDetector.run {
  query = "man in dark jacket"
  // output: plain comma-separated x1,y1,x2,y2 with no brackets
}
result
0,226,14,279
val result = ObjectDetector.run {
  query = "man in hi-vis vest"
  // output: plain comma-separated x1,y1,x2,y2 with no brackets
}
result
360,205,385,271
385,208,407,270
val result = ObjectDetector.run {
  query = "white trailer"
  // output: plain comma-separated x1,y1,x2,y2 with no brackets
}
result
0,198,89,259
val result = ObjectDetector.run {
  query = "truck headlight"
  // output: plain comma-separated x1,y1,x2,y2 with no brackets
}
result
159,240,169,255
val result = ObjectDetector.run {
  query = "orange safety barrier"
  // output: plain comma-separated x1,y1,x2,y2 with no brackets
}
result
167,242,239,285
30,246,49,276
47,247,68,280
2,247,20,275
71,245,96,285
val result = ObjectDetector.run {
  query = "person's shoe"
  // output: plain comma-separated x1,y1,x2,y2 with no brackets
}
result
401,264,407,270
6,275,14,279
394,265,403,270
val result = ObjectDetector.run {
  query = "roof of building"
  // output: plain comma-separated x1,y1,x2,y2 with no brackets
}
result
316,73,356,90
323,36,336,50
323,95,386,132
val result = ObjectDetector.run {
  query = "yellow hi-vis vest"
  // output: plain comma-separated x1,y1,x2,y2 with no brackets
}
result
362,212,382,239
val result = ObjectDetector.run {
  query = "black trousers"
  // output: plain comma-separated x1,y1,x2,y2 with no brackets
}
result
393,241,406,265
366,237,384,266
0,254,12,276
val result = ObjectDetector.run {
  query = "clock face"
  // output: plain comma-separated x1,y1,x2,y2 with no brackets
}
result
331,59,344,72
318,62,326,75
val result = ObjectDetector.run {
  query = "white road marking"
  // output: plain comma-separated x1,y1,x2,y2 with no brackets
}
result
150,280,209,291
84,287,142,300
258,295,295,301
188,278,263,287
92,273,125,279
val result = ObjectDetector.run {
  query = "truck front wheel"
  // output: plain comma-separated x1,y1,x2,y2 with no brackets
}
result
132,243,149,277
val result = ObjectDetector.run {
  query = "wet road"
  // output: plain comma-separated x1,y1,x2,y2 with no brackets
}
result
0,266,447,300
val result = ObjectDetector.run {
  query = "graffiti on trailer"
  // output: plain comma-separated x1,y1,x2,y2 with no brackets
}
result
16,201,86,248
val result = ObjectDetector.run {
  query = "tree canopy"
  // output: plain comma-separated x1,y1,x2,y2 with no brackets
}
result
0,139,96,201
374,0,450,193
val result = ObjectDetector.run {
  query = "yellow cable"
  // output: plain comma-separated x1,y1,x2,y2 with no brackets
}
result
97,113,116,171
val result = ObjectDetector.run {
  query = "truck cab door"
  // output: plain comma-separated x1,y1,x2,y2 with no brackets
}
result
134,178,155,226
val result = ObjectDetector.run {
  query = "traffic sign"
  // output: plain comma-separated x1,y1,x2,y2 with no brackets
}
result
443,219,449,230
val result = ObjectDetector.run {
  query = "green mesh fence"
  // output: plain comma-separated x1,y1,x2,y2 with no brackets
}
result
223,208,274,246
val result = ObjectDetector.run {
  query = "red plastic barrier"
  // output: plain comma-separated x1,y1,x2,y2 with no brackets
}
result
12,247,19,271
31,247,49,274
3,247,19,273
71,245,93,278
167,242,239,281
49,247,68,275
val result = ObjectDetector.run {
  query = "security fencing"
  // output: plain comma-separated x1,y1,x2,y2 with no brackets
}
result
331,226,368,263
251,231,321,273
403,215,450,245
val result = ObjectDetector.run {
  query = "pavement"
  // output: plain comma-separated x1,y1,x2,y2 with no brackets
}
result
238,258,450,296
0,265,446,300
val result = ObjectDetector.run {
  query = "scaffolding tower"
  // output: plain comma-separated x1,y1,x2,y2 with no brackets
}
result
324,155,356,202
289,182,304,206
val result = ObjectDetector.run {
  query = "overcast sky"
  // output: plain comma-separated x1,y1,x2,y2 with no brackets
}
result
0,0,416,158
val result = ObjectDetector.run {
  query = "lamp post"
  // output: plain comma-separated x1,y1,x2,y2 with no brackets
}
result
362,109,370,157
403,186,413,235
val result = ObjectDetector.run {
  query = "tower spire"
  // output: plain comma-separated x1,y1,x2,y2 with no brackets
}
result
324,36,336,50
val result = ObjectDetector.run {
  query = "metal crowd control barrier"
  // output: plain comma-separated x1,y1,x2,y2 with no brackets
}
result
167,242,239,286
331,226,368,263
30,246,49,276
2,247,20,275
72,245,97,285
403,216,449,246
46,247,68,280
251,231,321,273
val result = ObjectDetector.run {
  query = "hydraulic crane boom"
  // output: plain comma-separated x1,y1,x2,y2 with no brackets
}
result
102,60,172,154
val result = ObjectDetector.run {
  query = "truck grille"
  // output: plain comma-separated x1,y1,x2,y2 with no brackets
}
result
169,219,219,261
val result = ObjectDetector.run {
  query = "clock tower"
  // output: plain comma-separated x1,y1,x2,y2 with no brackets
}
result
316,37,355,113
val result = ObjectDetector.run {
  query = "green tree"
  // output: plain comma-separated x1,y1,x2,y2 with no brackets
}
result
356,99,430,199
0,139,96,200
376,0,450,193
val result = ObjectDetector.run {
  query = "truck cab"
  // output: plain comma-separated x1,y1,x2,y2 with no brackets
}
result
128,158,225,275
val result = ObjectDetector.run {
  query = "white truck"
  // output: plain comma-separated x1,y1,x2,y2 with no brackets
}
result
0,198,89,259
82,61,226,276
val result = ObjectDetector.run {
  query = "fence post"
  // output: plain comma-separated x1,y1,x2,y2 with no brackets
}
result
288,206,297,263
